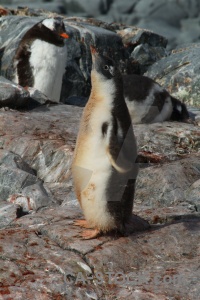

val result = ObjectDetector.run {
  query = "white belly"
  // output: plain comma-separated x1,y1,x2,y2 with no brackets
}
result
29,39,67,102
73,96,118,230
74,134,116,231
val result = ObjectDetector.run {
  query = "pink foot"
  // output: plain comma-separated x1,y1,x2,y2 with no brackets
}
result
81,229,101,240
73,219,92,229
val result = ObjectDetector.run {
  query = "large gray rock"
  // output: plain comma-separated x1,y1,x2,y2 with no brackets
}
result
146,43,200,107
117,27,167,73
136,155,200,210
0,76,30,108
0,150,52,209
0,103,199,207
0,76,52,108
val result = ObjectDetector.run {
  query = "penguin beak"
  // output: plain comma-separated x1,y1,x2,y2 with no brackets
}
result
90,45,98,66
90,45,97,54
60,32,69,39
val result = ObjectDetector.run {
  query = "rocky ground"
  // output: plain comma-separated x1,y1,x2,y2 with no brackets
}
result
0,104,199,299
0,2,200,300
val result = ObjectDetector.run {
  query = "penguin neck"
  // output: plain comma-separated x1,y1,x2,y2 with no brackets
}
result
90,70,124,108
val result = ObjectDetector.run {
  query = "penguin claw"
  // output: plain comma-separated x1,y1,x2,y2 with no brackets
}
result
81,229,101,240
73,219,92,229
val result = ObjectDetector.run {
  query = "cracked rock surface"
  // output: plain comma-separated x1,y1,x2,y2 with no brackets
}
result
0,104,199,299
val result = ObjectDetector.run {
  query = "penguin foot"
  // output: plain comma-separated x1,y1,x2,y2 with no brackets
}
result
81,229,101,240
73,219,93,229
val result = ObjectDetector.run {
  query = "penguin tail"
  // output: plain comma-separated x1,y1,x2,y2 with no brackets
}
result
170,96,191,122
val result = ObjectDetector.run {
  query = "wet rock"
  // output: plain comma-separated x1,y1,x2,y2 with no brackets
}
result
145,43,200,107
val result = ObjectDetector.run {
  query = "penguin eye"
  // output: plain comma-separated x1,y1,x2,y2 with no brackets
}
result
104,65,109,70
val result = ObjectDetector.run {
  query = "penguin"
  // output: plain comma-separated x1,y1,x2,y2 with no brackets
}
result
12,17,69,102
72,46,139,239
123,74,190,124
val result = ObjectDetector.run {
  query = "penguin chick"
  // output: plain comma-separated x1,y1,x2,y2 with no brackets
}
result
72,46,139,239
123,74,190,124
13,17,69,102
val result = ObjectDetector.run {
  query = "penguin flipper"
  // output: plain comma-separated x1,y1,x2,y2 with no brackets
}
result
106,148,132,173
106,123,137,173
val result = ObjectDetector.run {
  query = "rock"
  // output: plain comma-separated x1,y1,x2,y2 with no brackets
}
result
4,1,67,14
0,104,82,204
145,43,200,107
64,95,88,107
0,5,199,299
0,103,199,299
0,76,30,108
185,179,200,211
107,0,200,49
0,13,126,104
0,76,55,109
0,104,199,202
177,17,200,46
117,27,167,74
108,0,138,16
62,0,112,17
134,0,187,27
86,219,200,299
135,121,200,161
136,18,181,50
0,200,199,299
3,1,200,51
0,203,16,228
0,150,52,211
135,154,200,209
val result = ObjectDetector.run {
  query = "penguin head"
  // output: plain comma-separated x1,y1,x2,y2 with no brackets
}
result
41,18,69,39
21,17,69,46
90,45,120,81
